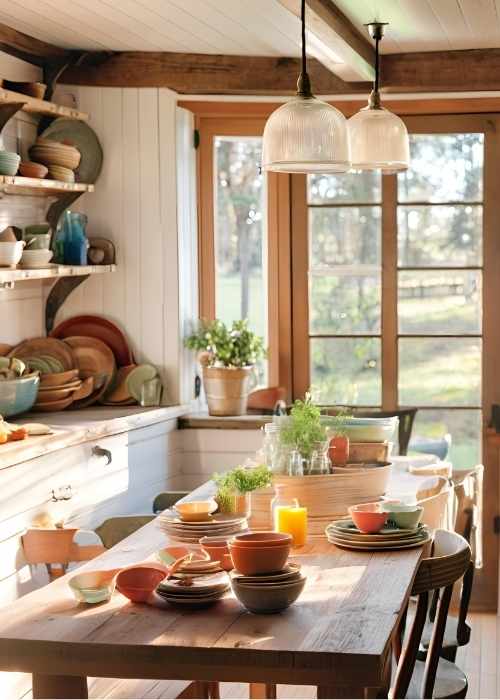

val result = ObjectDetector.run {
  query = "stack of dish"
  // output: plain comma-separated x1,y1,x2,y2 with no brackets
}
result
156,572,230,608
325,518,431,551
228,532,292,576
156,545,223,575
0,150,20,176
230,563,306,614
29,137,80,183
158,510,248,543
322,415,398,443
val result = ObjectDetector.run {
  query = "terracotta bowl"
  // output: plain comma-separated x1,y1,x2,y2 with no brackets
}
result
115,565,166,603
230,532,293,548
231,575,306,614
68,569,117,604
175,500,218,522
19,161,48,179
199,536,233,571
229,542,290,576
349,505,388,534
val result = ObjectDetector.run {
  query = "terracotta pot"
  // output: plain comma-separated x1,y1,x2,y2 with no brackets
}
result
202,366,253,416
329,435,350,466
215,491,251,519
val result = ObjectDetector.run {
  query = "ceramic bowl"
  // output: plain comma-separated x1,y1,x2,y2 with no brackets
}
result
115,565,166,603
382,504,423,530
23,232,51,250
48,165,75,183
19,161,48,179
230,532,293,548
175,500,218,522
21,249,53,268
68,569,117,604
229,541,290,576
0,240,25,266
0,152,20,176
0,371,39,417
349,504,388,534
231,575,306,614
199,536,233,571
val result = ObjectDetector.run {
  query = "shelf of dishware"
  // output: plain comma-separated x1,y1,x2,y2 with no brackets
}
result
0,263,116,285
0,176,94,196
0,87,88,121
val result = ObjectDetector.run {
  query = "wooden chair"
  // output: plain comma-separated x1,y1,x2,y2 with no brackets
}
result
247,386,287,414
391,529,471,699
152,491,189,514
417,490,450,530
415,476,449,502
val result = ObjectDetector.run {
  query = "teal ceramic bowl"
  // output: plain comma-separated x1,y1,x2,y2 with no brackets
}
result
0,152,20,176
382,504,423,530
0,372,39,416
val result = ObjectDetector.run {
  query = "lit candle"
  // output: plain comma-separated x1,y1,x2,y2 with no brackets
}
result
276,505,308,547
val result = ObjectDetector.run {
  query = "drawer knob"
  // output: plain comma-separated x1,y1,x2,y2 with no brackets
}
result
92,445,112,465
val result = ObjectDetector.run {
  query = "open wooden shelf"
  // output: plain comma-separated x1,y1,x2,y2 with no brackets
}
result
0,87,88,121
0,176,94,196
0,264,115,286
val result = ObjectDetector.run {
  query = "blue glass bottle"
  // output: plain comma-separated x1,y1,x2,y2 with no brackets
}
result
63,211,88,265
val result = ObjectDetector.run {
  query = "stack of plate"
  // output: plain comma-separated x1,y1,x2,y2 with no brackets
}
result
29,138,80,181
156,572,230,607
158,510,248,542
325,519,431,551
0,150,20,176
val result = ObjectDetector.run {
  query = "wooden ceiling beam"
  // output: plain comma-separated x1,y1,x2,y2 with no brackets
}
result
0,21,68,66
60,52,368,95
277,0,375,81
381,49,500,92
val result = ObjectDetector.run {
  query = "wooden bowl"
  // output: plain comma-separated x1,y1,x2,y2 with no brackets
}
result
3,80,47,99
19,161,48,179
40,369,79,388
116,565,166,603
228,542,290,576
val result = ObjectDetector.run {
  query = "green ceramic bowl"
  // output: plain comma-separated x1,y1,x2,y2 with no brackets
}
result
382,504,423,530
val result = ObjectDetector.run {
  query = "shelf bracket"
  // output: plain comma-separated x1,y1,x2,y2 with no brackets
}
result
0,102,26,137
39,51,90,134
45,275,89,334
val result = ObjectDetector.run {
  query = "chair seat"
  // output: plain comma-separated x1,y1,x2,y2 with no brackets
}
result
406,658,468,699
419,614,470,656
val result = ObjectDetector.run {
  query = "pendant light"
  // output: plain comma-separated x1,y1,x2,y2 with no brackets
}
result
348,22,409,172
261,0,350,173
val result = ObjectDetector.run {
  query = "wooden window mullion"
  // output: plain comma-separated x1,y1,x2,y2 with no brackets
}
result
381,173,398,411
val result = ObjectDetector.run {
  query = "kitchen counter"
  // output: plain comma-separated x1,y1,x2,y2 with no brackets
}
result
0,405,188,470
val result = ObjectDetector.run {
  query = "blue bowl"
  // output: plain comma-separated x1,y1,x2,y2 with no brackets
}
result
0,372,39,416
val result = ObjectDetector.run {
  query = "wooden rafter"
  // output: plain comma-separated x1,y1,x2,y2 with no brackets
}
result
277,0,375,81
0,21,68,66
60,51,368,95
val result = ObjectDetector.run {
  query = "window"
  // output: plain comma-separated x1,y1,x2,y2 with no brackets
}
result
292,120,490,468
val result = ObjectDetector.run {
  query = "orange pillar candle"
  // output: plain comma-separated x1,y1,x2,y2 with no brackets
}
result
276,506,308,547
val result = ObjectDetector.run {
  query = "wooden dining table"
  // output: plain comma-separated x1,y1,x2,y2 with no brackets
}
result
0,474,434,700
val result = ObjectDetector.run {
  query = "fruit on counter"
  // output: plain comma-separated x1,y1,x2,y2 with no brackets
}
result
7,427,28,441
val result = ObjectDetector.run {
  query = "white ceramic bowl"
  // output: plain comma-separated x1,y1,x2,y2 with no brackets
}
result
0,240,25,267
21,249,53,268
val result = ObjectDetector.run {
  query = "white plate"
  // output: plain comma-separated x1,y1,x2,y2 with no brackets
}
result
329,534,431,552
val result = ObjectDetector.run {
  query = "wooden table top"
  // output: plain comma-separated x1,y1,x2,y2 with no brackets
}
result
0,480,425,690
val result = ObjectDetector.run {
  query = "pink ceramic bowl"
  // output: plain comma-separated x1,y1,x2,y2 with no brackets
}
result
349,504,388,534
229,542,290,576
116,565,166,603
199,536,233,571
230,532,293,548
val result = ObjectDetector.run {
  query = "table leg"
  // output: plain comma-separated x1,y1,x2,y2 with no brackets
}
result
250,682,277,698
317,685,366,699
32,674,88,699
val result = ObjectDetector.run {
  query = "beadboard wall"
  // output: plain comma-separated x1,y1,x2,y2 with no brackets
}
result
0,56,199,406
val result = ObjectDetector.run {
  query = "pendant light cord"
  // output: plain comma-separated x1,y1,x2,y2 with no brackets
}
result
297,0,312,98
366,21,386,109
374,32,380,94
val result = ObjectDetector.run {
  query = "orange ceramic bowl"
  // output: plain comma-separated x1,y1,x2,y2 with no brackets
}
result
199,536,233,571
349,504,388,534
116,565,166,603
229,542,290,576
175,500,217,522
230,532,293,548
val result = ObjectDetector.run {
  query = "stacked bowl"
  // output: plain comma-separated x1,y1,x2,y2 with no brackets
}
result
230,562,306,614
29,138,80,183
228,532,292,576
0,150,20,176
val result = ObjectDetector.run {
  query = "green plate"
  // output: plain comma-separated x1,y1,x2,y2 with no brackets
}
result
26,357,52,374
41,118,103,184
38,354,64,373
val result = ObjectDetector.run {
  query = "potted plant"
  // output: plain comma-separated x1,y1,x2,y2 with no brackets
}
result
213,464,273,518
280,393,327,462
185,318,266,416
327,408,352,467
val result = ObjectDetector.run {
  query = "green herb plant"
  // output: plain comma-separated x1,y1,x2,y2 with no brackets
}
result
185,318,266,368
329,407,352,438
213,464,273,512
280,392,327,460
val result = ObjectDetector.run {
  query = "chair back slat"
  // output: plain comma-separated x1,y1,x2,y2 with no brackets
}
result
417,490,450,531
390,530,471,699
415,475,448,501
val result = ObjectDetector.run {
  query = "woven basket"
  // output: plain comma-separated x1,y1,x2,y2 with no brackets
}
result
249,464,391,535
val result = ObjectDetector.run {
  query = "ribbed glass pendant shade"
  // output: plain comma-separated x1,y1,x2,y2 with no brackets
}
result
262,95,351,173
348,105,409,172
